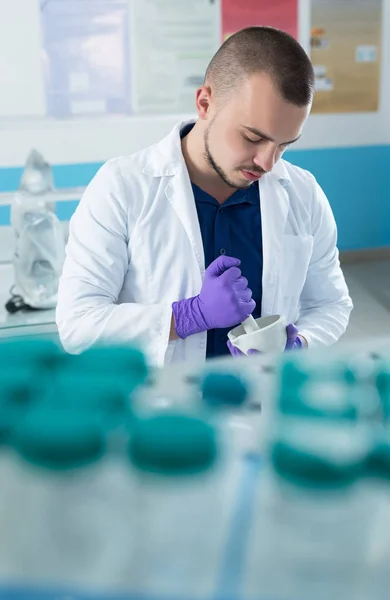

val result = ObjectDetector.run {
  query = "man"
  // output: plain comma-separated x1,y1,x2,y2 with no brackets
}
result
56,27,352,366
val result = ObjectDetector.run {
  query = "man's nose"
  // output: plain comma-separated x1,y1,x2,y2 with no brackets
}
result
253,144,277,173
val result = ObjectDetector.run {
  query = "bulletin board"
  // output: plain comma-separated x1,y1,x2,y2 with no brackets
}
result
0,0,383,120
310,0,383,113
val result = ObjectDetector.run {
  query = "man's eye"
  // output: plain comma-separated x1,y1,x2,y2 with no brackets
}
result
243,135,261,144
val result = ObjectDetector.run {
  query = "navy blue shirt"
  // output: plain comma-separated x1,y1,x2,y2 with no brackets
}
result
192,182,263,357
181,124,263,358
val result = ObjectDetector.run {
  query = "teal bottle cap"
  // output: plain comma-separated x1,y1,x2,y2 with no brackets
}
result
343,356,376,385
44,376,133,430
0,407,23,444
57,345,148,387
279,355,347,396
129,414,217,475
0,369,40,443
0,338,61,369
376,362,390,402
14,408,105,470
270,417,366,487
279,356,311,392
375,361,390,421
279,383,357,421
201,372,248,407
271,440,360,488
367,431,390,479
0,367,42,409
50,373,130,410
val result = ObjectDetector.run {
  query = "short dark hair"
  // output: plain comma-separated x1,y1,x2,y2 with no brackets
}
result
205,26,315,107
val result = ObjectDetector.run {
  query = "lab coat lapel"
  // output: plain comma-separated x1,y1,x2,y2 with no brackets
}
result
144,119,205,283
165,165,205,280
259,173,290,315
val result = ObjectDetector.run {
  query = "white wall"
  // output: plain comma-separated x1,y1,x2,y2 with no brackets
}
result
0,0,389,168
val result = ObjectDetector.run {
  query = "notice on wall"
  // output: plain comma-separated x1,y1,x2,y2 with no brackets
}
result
221,0,298,41
310,0,383,113
130,0,220,114
41,0,130,118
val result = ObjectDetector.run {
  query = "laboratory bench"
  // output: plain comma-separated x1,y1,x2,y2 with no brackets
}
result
0,263,57,340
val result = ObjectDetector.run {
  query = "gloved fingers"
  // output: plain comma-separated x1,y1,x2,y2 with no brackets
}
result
285,323,300,351
227,340,244,356
227,340,260,357
220,266,242,283
209,256,241,277
238,288,253,303
286,323,299,340
233,276,249,291
240,299,256,315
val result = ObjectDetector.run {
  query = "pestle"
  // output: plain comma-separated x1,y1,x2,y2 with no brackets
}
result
241,315,259,334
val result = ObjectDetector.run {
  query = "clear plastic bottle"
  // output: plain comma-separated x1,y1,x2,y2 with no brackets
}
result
11,149,65,309
0,401,146,594
127,412,226,599
360,360,390,600
243,414,369,600
360,433,390,600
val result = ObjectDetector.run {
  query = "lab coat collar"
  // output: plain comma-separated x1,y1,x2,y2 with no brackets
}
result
143,119,292,184
268,158,291,184
142,120,195,177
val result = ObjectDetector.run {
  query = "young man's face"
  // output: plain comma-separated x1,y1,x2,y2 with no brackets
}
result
201,72,311,190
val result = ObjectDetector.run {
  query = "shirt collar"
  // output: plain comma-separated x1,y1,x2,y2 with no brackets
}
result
192,181,259,207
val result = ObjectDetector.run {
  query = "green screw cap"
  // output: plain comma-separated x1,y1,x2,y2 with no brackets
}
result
0,367,40,406
279,384,357,421
279,355,347,395
367,430,390,479
271,440,360,488
13,408,105,470
43,375,133,430
376,360,390,391
50,374,130,409
279,356,311,393
201,372,248,407
56,345,148,388
129,414,217,475
0,407,23,444
0,338,61,369
0,368,41,443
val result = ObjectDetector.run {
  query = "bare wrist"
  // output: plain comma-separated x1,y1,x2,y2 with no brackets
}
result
169,313,179,340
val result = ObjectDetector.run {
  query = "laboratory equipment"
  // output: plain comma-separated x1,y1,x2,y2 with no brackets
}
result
7,150,65,312
0,337,388,600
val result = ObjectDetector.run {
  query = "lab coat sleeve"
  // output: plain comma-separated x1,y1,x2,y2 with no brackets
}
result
296,178,353,347
55,161,173,366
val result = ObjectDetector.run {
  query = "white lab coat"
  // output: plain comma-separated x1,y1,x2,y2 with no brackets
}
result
56,120,352,366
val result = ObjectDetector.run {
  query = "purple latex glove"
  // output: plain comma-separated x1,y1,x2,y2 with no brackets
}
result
172,255,256,339
227,340,259,357
285,323,304,350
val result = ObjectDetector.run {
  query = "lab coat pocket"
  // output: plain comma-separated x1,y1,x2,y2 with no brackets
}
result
280,235,314,307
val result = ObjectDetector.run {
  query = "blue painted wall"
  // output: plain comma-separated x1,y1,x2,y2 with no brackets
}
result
289,145,390,251
0,145,389,251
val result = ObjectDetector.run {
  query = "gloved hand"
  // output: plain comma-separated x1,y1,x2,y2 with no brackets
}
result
227,340,259,357
285,323,304,350
172,255,256,339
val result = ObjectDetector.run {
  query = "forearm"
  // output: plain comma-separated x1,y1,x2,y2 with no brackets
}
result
56,284,173,366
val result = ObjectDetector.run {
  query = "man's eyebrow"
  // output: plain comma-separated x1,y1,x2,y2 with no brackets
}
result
243,126,301,145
